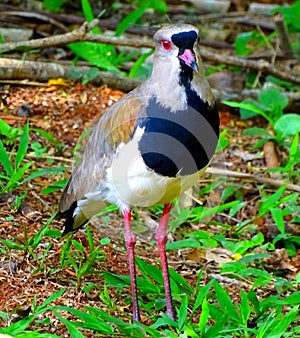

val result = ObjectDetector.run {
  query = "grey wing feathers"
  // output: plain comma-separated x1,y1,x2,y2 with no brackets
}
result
59,92,144,214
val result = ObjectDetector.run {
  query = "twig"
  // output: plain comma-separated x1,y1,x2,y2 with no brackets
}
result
199,50,300,85
273,13,294,57
206,167,300,193
0,18,100,52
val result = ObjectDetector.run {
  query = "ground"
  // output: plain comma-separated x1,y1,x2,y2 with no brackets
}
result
0,82,299,336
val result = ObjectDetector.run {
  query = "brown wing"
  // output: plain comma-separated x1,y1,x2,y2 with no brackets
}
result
59,91,144,213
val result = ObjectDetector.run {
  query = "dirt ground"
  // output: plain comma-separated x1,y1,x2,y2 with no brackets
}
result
0,82,299,335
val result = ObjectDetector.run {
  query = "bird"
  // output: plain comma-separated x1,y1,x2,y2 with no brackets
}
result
58,24,219,321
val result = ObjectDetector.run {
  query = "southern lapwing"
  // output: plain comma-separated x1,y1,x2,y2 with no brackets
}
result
58,24,219,321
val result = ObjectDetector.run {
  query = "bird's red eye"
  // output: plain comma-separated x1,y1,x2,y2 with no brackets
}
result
161,39,172,50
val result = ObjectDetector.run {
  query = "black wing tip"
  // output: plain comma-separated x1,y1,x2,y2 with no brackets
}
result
62,216,77,236
57,201,78,236
58,201,90,236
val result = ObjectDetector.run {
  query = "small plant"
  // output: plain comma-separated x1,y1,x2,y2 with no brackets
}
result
0,214,60,272
0,121,33,192
0,289,65,337
60,225,108,288
225,88,300,140
0,120,66,193
223,88,300,164
67,0,139,77
0,119,23,144
235,1,300,57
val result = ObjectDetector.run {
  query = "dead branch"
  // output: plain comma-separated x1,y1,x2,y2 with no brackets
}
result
0,58,139,92
206,167,300,193
199,50,300,86
0,18,100,52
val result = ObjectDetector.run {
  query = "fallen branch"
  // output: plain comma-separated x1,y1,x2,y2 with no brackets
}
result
0,58,140,92
0,18,100,52
199,50,300,86
206,167,300,193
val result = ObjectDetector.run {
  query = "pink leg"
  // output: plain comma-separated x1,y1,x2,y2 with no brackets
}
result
155,203,175,320
123,210,140,321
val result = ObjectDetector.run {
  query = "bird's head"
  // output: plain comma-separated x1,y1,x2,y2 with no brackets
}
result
153,24,199,75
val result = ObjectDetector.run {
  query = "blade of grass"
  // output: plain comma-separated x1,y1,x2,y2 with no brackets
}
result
0,139,13,176
15,121,29,169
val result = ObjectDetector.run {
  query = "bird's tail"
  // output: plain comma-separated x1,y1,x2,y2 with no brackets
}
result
57,195,108,235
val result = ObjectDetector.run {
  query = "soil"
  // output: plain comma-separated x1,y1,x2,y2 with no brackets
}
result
0,82,299,336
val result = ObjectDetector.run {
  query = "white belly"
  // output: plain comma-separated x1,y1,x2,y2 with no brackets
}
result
103,131,199,211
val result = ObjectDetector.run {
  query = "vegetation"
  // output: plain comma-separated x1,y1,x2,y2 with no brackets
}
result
0,0,299,337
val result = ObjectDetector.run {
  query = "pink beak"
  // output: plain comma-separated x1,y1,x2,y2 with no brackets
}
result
178,49,198,72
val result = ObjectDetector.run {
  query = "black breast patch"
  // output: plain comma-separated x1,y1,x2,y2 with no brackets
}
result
137,95,219,177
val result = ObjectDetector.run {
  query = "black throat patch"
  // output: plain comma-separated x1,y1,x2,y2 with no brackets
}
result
171,30,198,87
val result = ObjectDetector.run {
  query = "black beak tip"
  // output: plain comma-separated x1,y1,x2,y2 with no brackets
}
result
190,61,199,73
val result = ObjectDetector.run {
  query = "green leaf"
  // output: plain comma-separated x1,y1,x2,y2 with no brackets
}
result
235,32,254,56
223,100,272,123
259,88,288,113
38,288,65,309
68,42,120,73
15,121,29,169
6,161,33,191
23,167,65,184
199,297,209,336
148,0,168,12
100,237,110,245
136,257,163,284
31,128,63,148
81,0,100,34
72,239,85,252
169,268,194,294
54,306,114,334
0,119,22,139
270,208,285,234
53,310,85,338
204,313,228,338
129,50,153,79
43,0,68,12
116,7,145,36
41,179,67,195
102,272,130,289
192,279,215,313
243,127,272,138
166,238,200,250
0,139,13,176
247,289,261,316
214,281,240,322
221,185,235,203
265,306,299,338
3,316,35,335
229,201,247,217
239,290,251,324
274,113,300,141
178,294,188,329
0,239,25,250
259,185,286,214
